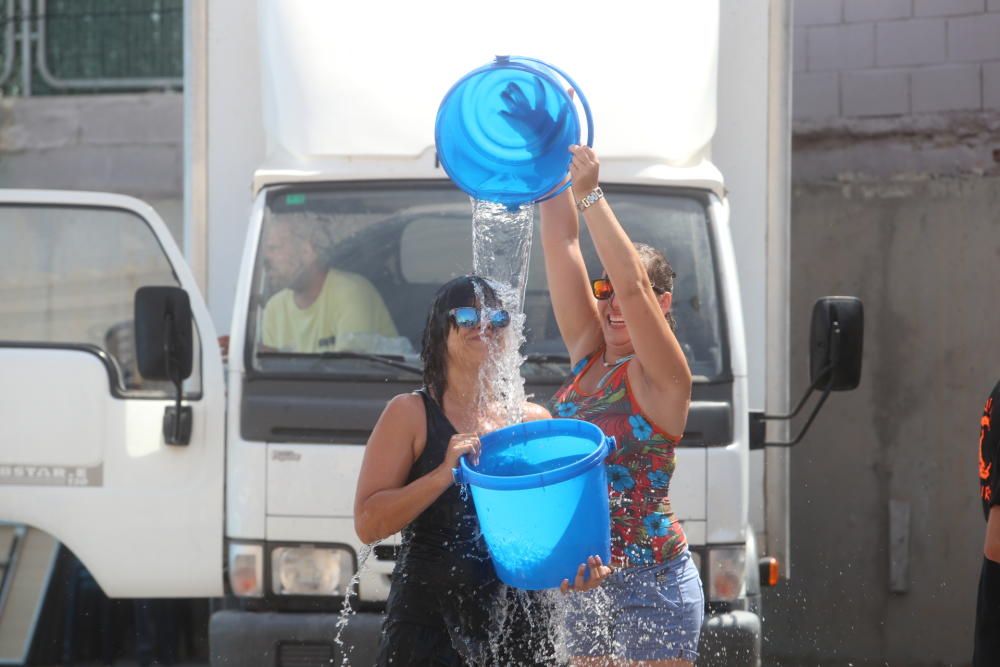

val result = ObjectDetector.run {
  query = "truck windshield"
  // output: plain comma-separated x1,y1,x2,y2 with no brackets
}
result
248,183,726,382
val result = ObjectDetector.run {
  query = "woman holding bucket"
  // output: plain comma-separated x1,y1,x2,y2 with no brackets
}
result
354,275,572,666
541,145,705,665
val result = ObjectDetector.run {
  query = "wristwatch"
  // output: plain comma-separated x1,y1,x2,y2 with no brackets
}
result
576,186,605,212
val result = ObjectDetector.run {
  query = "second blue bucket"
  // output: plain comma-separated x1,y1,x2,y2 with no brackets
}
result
453,418,614,590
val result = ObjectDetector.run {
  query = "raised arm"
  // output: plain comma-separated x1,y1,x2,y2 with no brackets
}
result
539,185,603,365
570,146,692,429
354,394,479,544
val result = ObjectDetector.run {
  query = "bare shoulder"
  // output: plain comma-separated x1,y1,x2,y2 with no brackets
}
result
522,402,552,422
370,392,427,461
380,392,425,424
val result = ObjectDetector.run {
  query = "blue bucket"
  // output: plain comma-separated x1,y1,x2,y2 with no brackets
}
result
435,56,594,208
452,419,614,590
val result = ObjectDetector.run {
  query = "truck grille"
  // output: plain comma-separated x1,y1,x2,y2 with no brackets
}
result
277,641,335,666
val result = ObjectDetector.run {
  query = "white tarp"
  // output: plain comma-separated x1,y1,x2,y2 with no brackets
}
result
257,1,719,167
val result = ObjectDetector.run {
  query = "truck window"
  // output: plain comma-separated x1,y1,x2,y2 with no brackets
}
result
0,204,202,397
248,184,725,381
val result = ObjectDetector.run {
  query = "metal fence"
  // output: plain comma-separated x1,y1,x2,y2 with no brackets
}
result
0,0,182,95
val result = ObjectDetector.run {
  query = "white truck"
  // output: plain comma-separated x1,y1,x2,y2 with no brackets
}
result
0,1,864,666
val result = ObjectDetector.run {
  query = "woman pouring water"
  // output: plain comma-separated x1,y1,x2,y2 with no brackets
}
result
354,275,581,666
541,145,705,666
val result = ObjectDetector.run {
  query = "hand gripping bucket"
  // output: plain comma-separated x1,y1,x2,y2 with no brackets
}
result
452,418,615,590
435,56,594,208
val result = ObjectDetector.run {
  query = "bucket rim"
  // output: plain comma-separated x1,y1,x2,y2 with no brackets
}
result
456,418,613,490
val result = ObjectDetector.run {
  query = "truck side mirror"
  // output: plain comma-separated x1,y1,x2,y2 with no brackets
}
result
134,286,193,445
750,295,865,450
135,286,193,381
810,297,864,391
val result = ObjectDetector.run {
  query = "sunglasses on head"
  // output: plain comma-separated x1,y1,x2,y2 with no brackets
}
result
591,278,668,301
448,306,511,329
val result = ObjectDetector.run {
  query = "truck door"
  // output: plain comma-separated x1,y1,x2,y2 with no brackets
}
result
0,191,224,598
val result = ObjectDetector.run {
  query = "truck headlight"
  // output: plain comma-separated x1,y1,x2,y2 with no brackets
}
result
227,542,264,598
271,545,354,596
706,546,746,602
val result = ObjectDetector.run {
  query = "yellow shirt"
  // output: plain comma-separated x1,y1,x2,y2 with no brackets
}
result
261,269,398,353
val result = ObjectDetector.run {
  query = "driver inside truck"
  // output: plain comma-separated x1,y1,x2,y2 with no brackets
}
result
259,217,399,353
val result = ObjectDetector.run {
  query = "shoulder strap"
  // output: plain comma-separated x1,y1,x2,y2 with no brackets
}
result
572,347,607,378
416,387,456,438
570,354,592,376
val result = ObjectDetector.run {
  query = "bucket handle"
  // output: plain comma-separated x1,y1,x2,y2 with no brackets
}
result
512,56,595,151
604,435,617,455
504,55,595,206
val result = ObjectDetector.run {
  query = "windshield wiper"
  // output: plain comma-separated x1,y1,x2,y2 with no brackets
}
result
318,351,424,376
258,350,423,376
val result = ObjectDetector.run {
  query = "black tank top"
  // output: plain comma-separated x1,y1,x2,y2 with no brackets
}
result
382,391,559,666
393,389,494,585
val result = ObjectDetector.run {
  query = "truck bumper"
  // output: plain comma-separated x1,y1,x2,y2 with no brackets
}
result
209,609,383,667
698,610,761,667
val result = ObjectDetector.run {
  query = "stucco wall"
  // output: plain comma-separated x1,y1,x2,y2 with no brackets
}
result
0,93,183,242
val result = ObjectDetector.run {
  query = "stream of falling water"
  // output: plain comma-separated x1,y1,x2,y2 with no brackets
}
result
333,543,374,665
470,199,573,665
471,199,533,427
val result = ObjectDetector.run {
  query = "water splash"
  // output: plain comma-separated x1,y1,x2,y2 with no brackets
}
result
476,585,569,666
471,200,532,427
333,542,375,665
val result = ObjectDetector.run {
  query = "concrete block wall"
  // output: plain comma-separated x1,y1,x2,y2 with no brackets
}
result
794,0,1000,121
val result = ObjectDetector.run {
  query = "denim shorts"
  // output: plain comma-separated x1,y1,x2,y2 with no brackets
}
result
563,549,705,662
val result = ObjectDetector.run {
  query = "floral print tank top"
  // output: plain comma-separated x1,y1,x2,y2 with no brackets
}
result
549,351,688,567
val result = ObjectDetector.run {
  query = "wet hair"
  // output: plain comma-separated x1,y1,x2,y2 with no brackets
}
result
421,275,502,402
634,242,678,331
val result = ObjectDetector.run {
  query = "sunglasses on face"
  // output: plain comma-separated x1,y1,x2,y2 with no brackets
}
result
591,278,614,301
448,306,511,329
591,277,669,301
